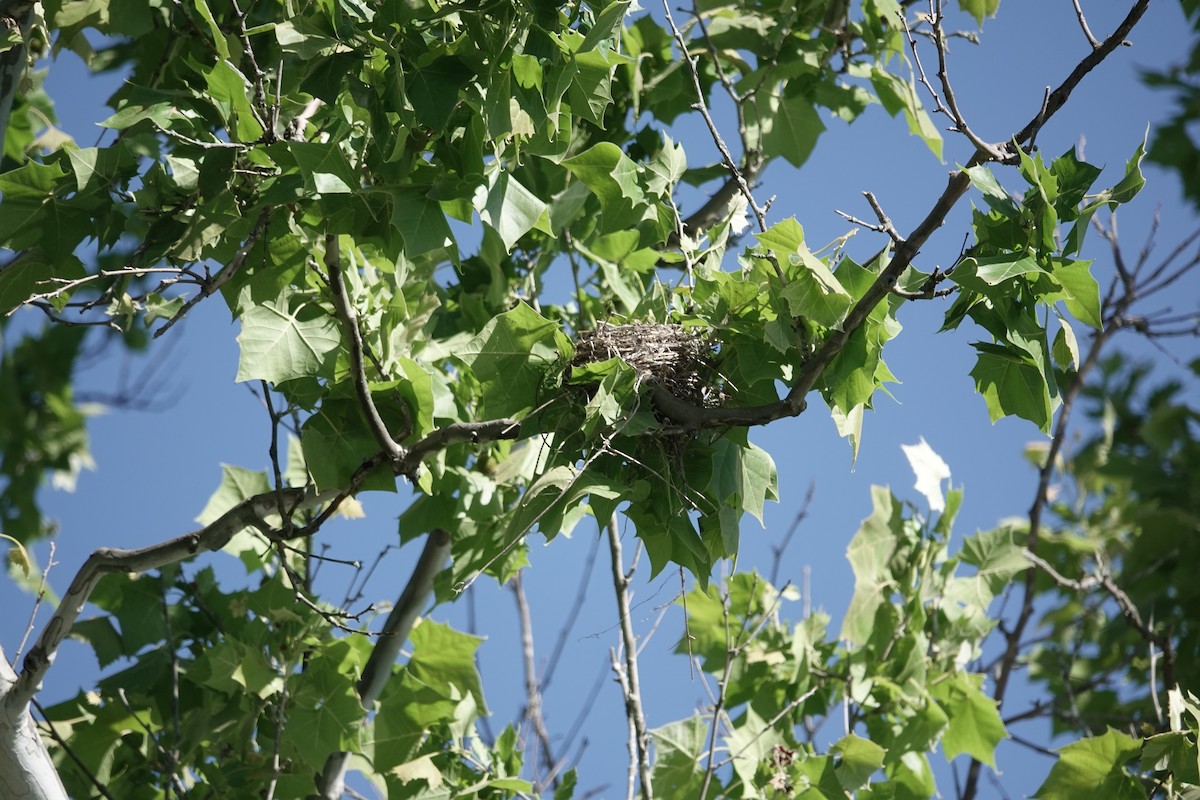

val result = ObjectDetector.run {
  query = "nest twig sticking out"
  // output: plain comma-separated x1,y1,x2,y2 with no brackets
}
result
570,322,722,408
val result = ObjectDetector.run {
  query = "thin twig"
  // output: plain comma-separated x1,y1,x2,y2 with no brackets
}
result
325,235,407,462
1071,0,1102,48
154,207,273,338
662,0,769,236
929,0,1009,160
12,541,56,668
542,533,603,691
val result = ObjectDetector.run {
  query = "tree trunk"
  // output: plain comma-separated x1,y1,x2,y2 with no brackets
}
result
0,649,69,800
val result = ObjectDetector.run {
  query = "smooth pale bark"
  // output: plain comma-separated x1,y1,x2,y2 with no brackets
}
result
0,648,68,800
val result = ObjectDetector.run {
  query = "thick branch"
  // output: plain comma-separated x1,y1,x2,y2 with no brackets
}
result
397,418,521,478
9,487,329,709
316,529,451,799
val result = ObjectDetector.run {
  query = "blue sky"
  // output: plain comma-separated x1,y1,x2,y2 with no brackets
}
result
4,3,1199,797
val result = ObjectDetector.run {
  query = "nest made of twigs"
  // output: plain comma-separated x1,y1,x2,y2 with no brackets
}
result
570,322,721,408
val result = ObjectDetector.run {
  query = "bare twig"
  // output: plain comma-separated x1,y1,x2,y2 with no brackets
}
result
12,541,56,669
512,572,560,791
542,533,603,691
1071,0,1102,48
607,514,652,800
154,207,273,338
769,482,814,587
662,0,769,236
929,0,1009,161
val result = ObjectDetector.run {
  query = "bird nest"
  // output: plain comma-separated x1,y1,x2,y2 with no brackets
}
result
570,322,721,408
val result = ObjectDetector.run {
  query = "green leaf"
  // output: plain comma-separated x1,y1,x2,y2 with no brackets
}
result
458,303,567,419
285,641,367,768
957,0,1001,25
192,0,231,59
932,673,1006,766
288,141,358,195
196,465,271,527
69,618,124,669
781,253,853,328
969,342,1053,432
235,288,341,385
960,526,1028,598
841,486,903,646
204,60,266,142
1088,134,1147,209
708,436,778,525
650,715,708,794
763,90,825,168
1033,728,1144,800
388,187,456,257
0,252,86,315
834,733,887,790
300,398,397,493
966,165,1019,217
407,56,473,130
563,142,648,232
406,620,489,716
476,170,549,252
1049,259,1102,330
1051,317,1080,371
871,65,943,160
971,255,1047,285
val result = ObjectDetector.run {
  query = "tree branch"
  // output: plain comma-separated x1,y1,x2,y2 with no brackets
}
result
511,571,561,792
325,234,408,463
9,486,331,709
650,0,1152,431
315,528,451,799
154,208,273,338
607,515,652,800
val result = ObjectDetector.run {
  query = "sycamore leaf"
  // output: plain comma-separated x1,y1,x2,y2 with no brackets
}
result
1,533,31,577
841,486,902,645
390,755,443,789
476,170,549,252
1049,259,1102,330
236,288,341,385
563,142,647,231
650,715,708,794
1033,728,1144,800
285,643,367,767
833,733,887,790
970,342,1053,432
763,90,826,168
960,526,1029,599
901,437,951,512
459,303,567,418
958,0,1001,25
389,187,456,256
406,620,490,715
288,141,358,195
933,673,1007,766
870,65,943,160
